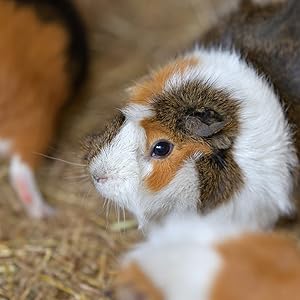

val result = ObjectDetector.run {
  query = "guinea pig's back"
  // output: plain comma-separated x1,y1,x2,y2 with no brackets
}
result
0,0,87,166
202,0,300,102
201,0,300,201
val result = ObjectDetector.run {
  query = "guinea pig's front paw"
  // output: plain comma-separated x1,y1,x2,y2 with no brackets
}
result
9,155,56,219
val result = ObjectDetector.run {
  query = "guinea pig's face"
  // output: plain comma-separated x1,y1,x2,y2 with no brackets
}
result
84,52,239,225
84,49,296,228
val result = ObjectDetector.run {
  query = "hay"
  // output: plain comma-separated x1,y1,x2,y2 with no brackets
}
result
0,0,298,299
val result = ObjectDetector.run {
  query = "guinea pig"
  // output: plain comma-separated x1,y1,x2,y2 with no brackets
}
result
83,0,299,228
116,215,300,300
0,0,88,218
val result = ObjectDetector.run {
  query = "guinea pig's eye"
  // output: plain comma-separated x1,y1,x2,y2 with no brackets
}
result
151,140,174,159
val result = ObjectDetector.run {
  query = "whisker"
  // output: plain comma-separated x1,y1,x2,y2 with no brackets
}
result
107,201,114,230
80,186,93,206
117,205,121,225
106,200,112,222
64,174,90,180
113,202,119,224
66,177,90,185
101,198,108,214
122,206,126,224
33,152,87,167
63,169,90,177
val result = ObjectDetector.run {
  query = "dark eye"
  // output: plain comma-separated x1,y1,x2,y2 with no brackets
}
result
151,140,174,158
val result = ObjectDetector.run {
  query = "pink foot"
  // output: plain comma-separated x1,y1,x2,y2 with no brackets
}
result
9,155,55,219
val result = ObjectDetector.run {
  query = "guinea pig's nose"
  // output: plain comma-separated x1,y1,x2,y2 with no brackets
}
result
93,174,108,183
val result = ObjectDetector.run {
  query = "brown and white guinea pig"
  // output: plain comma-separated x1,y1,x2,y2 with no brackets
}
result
116,215,300,300
83,0,299,228
0,0,88,218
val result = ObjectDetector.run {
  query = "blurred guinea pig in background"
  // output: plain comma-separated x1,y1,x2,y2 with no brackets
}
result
0,0,88,218
117,215,300,300
83,0,299,229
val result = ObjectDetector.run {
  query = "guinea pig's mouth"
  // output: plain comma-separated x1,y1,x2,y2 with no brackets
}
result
90,165,111,184
90,172,127,194
91,174,121,187
92,174,109,184
92,177,115,197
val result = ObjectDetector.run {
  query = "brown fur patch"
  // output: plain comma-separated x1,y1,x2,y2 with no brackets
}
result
0,1,70,167
129,57,198,105
82,112,126,164
212,233,300,300
141,119,211,192
116,262,163,300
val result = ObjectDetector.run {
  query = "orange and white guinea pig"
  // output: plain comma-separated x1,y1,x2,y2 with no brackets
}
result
0,0,88,218
83,0,299,228
117,215,300,300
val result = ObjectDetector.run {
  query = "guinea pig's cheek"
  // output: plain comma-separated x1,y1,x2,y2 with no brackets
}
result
140,158,153,182
144,143,210,192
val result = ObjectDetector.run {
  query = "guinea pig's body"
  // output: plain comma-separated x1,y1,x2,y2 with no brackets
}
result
84,0,299,228
0,0,88,217
117,216,300,300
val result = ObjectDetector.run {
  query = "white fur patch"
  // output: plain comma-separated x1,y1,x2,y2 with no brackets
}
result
0,139,11,157
122,215,243,300
90,120,148,221
165,48,298,229
122,104,154,121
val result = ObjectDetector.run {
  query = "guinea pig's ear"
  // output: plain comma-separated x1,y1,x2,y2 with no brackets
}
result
184,107,229,138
